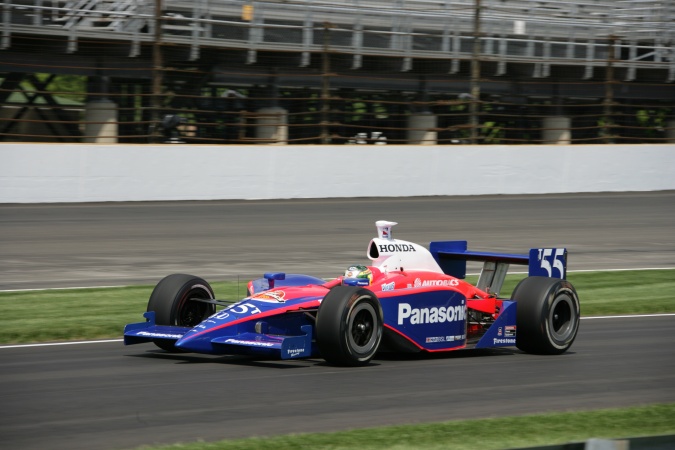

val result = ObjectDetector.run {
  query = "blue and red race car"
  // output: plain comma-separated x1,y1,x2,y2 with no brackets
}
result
124,221,580,366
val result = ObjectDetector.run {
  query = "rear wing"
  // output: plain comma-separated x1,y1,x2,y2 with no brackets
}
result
429,241,567,296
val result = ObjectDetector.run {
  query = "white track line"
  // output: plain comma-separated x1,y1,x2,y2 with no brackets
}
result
0,285,134,293
581,313,675,320
0,339,123,349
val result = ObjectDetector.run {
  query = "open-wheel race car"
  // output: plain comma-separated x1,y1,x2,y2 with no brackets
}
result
124,221,580,366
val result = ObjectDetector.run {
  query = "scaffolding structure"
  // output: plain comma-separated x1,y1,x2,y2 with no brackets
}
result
1,0,674,144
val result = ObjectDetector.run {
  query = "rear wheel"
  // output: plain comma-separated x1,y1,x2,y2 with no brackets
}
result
316,286,383,366
513,276,580,355
147,274,216,351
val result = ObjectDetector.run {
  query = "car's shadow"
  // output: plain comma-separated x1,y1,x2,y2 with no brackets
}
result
125,346,537,369
376,347,517,361
126,350,320,369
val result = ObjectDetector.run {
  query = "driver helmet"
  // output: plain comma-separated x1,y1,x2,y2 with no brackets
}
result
343,264,373,286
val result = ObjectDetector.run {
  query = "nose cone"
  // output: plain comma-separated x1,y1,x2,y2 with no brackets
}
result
174,330,216,353
174,312,242,354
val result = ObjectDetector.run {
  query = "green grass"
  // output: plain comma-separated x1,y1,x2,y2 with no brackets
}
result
134,403,675,450
501,269,675,316
0,269,673,345
0,281,242,344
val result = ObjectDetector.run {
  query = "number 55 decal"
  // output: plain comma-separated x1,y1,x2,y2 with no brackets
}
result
225,302,262,316
529,248,567,279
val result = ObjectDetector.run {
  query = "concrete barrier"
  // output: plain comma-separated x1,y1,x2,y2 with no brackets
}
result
1,143,674,203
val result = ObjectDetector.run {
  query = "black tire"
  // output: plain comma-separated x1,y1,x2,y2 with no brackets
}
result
513,276,580,355
316,286,383,366
147,274,216,351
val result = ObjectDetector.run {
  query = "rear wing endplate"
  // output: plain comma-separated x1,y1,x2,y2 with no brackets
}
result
429,241,567,296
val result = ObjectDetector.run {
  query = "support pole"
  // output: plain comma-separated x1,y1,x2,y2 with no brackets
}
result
666,119,675,143
85,75,118,143
603,35,615,144
408,77,437,145
152,0,164,143
470,0,482,144
321,22,332,144
255,73,288,144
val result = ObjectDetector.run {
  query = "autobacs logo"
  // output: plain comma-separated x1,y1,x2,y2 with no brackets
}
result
412,278,459,288
397,301,466,325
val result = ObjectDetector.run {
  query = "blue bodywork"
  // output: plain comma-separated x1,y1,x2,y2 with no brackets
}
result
125,310,315,359
380,289,468,351
475,301,518,348
124,287,323,359
249,273,326,293
429,241,567,280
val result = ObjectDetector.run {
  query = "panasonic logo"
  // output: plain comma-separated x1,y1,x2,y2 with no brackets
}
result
378,243,416,253
397,303,466,325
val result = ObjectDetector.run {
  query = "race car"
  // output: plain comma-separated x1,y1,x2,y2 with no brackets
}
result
124,220,580,366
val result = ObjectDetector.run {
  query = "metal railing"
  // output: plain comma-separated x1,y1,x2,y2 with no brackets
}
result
2,1,673,78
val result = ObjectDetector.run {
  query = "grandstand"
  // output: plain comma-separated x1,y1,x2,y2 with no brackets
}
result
1,0,674,144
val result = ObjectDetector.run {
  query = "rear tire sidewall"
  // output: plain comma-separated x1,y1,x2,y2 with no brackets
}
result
316,286,383,366
544,288,577,350
514,276,580,355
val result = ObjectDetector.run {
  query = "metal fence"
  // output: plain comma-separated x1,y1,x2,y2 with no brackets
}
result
1,0,674,144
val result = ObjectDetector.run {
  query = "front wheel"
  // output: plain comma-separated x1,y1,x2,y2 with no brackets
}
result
316,286,383,366
146,274,216,351
513,276,580,355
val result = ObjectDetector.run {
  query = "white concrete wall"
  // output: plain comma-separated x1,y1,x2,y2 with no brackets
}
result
1,143,674,203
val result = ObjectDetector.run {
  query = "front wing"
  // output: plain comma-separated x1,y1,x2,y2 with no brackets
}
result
124,312,314,360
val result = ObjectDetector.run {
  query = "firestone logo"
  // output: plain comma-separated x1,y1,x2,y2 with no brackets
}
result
397,301,466,325
287,348,305,357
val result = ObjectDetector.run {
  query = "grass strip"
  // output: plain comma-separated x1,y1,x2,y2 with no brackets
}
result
135,403,675,450
1,269,673,345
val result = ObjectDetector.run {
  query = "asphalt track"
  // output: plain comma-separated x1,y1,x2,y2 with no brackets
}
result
2,316,674,450
1,192,675,450
1,191,674,290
